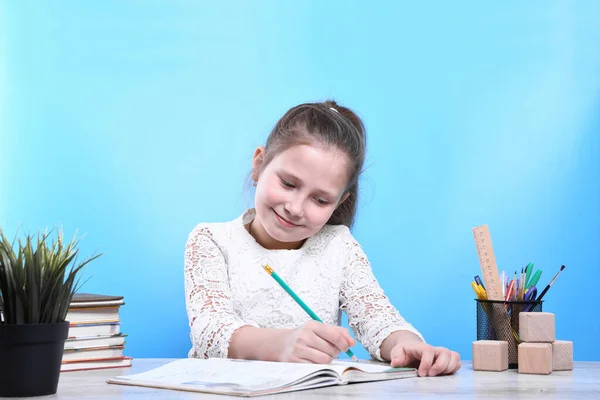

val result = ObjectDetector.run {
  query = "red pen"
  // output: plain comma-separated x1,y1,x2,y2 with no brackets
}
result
505,279,515,302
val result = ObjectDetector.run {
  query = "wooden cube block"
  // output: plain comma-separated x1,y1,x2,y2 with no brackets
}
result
472,340,508,371
518,343,552,374
519,312,555,342
552,340,573,371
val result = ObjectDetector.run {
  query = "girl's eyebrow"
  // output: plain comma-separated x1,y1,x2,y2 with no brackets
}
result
279,171,336,198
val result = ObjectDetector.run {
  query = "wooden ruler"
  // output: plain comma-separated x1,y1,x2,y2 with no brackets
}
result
472,224,503,301
472,224,517,362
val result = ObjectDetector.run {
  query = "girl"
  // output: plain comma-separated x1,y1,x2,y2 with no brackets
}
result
184,100,461,377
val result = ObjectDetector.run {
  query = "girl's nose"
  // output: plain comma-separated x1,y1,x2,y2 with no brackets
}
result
284,198,304,218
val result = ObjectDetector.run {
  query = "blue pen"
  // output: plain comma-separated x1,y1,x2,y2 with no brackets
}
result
523,286,538,312
474,275,485,290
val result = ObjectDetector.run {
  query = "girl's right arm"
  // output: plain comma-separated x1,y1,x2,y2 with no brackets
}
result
184,225,353,363
229,321,355,363
184,225,254,359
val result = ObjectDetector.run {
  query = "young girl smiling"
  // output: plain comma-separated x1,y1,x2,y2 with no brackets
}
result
184,100,461,377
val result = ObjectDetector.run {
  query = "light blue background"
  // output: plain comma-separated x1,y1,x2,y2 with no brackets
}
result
2,1,599,361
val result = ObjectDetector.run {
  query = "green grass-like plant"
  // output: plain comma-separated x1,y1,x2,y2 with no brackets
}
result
0,228,101,324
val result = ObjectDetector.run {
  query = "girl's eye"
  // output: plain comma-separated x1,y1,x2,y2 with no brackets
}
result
315,198,329,205
281,179,295,188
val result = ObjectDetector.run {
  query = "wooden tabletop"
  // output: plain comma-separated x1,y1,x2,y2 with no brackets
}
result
12,358,599,399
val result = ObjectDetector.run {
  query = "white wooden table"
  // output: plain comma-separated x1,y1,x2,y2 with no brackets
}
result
10,358,600,399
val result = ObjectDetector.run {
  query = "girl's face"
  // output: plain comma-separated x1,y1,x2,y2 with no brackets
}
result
251,144,350,250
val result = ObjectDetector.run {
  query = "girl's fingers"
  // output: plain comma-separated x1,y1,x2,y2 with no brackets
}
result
428,348,451,376
450,352,462,374
296,344,334,364
410,346,435,377
306,333,342,358
312,323,353,353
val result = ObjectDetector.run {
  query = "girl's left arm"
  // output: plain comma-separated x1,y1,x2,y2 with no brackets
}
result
338,228,424,361
338,228,460,376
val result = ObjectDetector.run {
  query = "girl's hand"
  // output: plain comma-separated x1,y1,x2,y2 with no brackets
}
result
389,342,461,377
280,320,356,364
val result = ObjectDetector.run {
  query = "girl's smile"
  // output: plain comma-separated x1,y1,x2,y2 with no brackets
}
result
272,208,302,228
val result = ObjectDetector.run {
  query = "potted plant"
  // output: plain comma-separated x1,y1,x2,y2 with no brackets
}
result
0,228,101,397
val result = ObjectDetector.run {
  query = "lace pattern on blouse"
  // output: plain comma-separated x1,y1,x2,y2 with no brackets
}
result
184,209,424,361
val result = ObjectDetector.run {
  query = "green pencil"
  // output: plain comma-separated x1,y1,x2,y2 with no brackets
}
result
263,264,358,361
524,263,533,288
527,269,542,289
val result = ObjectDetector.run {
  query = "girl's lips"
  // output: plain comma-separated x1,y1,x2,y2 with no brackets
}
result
273,209,301,228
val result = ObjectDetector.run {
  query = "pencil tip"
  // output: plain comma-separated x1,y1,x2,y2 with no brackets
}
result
351,355,358,361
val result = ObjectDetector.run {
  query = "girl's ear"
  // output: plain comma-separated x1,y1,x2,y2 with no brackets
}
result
251,146,266,181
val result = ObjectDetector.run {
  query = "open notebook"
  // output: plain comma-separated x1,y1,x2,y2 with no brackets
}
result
107,358,417,397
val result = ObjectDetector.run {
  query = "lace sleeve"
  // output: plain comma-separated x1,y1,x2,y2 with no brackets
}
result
184,224,252,359
339,229,425,361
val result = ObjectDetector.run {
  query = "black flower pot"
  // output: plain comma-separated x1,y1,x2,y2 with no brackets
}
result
0,321,69,397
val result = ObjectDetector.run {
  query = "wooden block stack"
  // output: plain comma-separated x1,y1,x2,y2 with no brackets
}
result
517,312,573,374
472,312,574,374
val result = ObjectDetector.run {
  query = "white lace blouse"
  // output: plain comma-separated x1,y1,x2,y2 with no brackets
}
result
184,209,424,361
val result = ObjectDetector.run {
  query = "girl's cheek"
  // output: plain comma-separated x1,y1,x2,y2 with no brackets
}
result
306,205,333,226
263,185,286,203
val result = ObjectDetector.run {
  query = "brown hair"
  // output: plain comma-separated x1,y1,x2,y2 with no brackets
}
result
252,100,366,228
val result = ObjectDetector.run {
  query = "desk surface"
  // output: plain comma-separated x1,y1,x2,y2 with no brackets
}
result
12,358,600,399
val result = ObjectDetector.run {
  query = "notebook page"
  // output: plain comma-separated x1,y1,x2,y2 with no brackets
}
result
331,360,402,373
331,360,417,383
111,358,341,393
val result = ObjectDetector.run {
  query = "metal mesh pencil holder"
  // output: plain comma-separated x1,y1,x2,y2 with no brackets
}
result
476,299,543,369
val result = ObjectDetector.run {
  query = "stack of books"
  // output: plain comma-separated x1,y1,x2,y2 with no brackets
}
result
61,293,132,372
